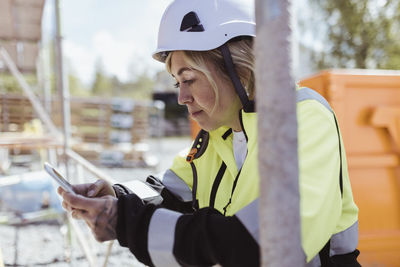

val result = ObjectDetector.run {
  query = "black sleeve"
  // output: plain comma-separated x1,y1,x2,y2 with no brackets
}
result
146,175,194,213
116,193,158,267
174,207,259,267
117,195,259,267
112,184,133,198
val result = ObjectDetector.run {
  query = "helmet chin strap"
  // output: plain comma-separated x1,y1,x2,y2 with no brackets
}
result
219,44,255,113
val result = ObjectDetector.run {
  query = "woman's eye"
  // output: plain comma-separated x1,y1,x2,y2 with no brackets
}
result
174,80,194,88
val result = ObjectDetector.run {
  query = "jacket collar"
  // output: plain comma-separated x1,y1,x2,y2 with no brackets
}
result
206,110,258,177
208,109,257,142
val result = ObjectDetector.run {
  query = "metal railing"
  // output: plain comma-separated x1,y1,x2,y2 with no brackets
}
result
0,45,117,267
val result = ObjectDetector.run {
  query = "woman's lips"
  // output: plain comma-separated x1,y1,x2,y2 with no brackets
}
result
191,110,202,117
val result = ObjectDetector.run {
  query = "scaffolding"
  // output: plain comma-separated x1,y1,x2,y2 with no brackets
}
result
0,0,117,266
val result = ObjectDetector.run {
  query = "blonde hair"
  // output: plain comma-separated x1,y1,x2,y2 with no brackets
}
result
165,38,255,107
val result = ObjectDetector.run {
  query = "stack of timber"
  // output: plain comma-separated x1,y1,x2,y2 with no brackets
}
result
0,94,35,132
0,93,151,167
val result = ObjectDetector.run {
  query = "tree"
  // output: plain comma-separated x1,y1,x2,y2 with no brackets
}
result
69,73,90,96
310,0,400,69
91,59,113,96
120,72,154,100
90,59,155,99
0,73,38,93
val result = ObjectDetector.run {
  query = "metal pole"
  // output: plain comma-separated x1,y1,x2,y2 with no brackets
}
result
68,216,98,267
53,3,77,267
66,149,116,184
0,247,4,267
255,0,306,265
54,0,71,177
40,45,53,115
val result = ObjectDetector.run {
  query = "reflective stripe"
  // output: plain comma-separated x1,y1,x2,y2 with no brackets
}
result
148,208,181,267
235,199,259,243
297,88,345,198
306,254,321,267
330,221,359,256
297,88,333,113
305,221,359,266
162,169,193,201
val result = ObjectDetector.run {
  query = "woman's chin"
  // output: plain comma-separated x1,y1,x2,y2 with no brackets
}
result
196,121,208,131
197,123,218,132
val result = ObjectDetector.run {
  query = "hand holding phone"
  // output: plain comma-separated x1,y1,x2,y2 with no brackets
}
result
44,162,75,194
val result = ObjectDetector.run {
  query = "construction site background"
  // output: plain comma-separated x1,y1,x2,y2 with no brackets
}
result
1,0,400,266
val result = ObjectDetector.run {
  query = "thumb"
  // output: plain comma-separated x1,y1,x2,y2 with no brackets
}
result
71,208,87,220
87,180,103,197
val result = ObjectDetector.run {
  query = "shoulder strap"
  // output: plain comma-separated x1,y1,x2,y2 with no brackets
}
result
296,88,343,197
186,129,209,162
297,87,332,112
186,129,210,210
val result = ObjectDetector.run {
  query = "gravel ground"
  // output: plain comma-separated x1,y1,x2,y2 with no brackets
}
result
0,137,192,267
0,222,144,267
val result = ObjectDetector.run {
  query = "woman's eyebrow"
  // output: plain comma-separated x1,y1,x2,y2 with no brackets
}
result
172,67,192,78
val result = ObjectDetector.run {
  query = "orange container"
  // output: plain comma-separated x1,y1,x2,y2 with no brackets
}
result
300,69,400,266
190,117,201,139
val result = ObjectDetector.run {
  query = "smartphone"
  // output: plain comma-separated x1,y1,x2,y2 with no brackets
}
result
44,162,75,194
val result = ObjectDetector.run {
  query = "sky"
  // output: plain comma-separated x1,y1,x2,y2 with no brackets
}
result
41,0,312,85
43,0,174,85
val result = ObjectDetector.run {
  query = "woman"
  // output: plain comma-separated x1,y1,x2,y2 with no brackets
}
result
59,0,361,266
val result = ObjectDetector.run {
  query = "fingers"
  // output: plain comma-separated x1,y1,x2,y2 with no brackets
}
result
71,209,88,220
92,230,113,242
62,199,82,214
61,191,99,210
57,180,114,199
59,182,115,212
71,183,91,196
62,195,118,242
57,186,66,196
87,179,106,197
62,200,86,222
62,200,71,212
58,183,89,197
88,179,116,198
59,187,76,212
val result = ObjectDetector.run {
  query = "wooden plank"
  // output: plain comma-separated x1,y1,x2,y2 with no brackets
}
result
19,42,39,70
0,42,18,67
0,93,151,146
14,6,43,24
0,132,60,148
0,0,13,39
70,117,109,126
14,23,41,41
0,48,58,134
15,0,45,7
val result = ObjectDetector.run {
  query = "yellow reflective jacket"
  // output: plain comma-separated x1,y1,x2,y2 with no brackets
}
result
165,87,358,261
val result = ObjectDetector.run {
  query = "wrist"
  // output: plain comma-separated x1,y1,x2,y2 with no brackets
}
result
112,184,130,199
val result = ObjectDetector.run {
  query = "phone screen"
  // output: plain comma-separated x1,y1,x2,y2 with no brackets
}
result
44,162,75,194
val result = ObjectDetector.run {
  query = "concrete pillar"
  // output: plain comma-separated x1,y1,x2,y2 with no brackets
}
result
255,0,306,265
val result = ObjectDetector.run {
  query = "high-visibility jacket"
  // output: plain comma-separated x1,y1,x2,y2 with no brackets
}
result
116,87,360,267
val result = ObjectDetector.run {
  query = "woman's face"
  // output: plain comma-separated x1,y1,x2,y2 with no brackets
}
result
170,51,242,132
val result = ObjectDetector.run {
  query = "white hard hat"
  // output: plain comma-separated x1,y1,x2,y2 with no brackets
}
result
153,0,255,62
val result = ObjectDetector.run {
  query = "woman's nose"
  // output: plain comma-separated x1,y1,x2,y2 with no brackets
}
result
177,86,193,105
